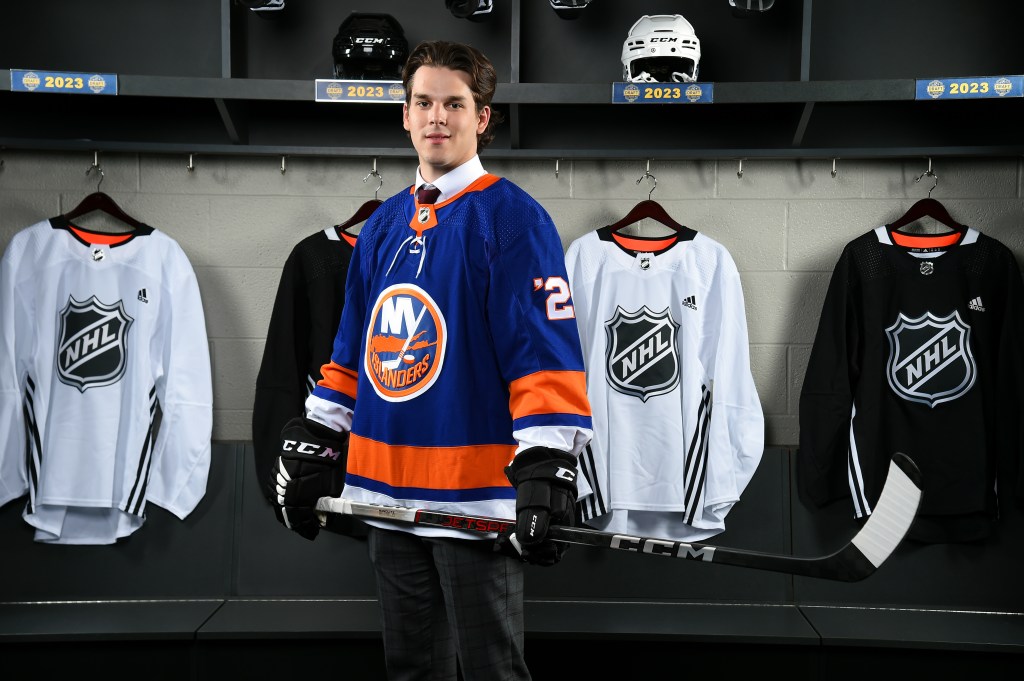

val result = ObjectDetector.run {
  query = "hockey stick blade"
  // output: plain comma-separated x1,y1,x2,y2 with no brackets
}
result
316,452,922,582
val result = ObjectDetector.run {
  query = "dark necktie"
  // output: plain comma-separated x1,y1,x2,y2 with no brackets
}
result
416,184,441,205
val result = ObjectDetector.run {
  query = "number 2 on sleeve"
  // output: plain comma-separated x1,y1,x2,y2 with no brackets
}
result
533,276,575,320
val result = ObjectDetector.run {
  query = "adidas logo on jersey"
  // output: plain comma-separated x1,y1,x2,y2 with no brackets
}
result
682,295,697,310
968,296,985,312
137,288,149,303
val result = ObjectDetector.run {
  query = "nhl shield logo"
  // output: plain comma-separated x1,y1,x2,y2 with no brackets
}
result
605,306,680,402
418,206,431,224
55,295,133,392
885,310,976,408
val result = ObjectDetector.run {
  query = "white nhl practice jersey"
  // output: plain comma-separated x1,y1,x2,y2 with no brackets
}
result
566,226,764,542
0,218,213,544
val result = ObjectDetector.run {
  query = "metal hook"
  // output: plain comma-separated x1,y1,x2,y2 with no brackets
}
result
913,157,938,198
831,158,838,179
187,153,195,173
280,156,287,174
737,158,744,179
362,157,383,200
635,159,657,200
86,151,104,191
554,159,560,179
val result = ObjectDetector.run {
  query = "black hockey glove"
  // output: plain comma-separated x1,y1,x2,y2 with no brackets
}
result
268,416,348,541
498,447,578,566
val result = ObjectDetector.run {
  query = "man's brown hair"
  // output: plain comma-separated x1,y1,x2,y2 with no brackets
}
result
402,40,504,150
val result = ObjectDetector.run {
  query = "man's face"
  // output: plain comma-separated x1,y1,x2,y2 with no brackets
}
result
403,65,490,183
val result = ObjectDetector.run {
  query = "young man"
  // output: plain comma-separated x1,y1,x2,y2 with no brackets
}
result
270,41,593,680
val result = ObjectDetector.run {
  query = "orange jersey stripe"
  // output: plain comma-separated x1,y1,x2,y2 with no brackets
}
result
318,361,358,400
347,434,515,490
508,370,591,421
407,174,502,207
435,174,501,207
408,175,502,236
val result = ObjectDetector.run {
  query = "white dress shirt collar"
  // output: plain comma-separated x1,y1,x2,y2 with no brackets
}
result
414,155,486,204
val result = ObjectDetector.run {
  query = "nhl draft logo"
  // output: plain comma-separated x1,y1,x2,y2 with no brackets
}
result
605,306,680,402
55,295,133,392
885,310,976,408
365,283,446,402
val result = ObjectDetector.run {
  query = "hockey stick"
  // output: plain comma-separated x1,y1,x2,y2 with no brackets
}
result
316,452,922,582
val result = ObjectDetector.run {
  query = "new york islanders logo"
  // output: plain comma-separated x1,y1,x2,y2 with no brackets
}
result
885,310,976,408
365,284,446,401
55,295,133,392
605,306,680,402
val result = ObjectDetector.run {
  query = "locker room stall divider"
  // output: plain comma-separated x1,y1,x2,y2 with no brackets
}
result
2,1,1024,678
2,444,1022,679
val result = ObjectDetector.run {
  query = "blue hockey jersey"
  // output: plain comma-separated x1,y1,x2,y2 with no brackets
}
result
306,171,592,537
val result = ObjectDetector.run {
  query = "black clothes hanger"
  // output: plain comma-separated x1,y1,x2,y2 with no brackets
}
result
608,162,685,233
335,160,384,237
64,191,145,230
63,154,144,230
334,198,382,236
889,197,964,232
608,199,685,233
888,162,964,232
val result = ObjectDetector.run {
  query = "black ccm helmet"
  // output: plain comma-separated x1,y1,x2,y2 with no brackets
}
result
332,13,409,80
549,0,593,21
445,0,494,22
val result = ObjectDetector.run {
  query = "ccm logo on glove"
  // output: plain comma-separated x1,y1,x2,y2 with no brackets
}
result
281,438,342,460
554,467,575,482
268,416,348,541
498,447,579,566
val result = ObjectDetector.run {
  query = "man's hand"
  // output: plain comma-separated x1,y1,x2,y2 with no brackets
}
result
501,447,578,565
268,416,348,541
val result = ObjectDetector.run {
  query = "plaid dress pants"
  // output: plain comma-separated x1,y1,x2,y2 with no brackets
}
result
367,525,530,681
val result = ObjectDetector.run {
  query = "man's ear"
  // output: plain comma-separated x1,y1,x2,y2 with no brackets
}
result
476,105,491,134
402,103,411,132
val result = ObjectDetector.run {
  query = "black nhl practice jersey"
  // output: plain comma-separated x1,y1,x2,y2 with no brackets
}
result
0,218,212,544
566,226,764,542
799,226,1024,543
251,223,366,537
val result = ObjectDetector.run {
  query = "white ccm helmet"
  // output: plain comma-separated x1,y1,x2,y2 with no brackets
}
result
621,14,701,83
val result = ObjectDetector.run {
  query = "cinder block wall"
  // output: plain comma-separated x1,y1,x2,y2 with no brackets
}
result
1,150,1021,446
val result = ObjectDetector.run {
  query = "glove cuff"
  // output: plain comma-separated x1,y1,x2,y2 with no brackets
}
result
505,447,578,489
